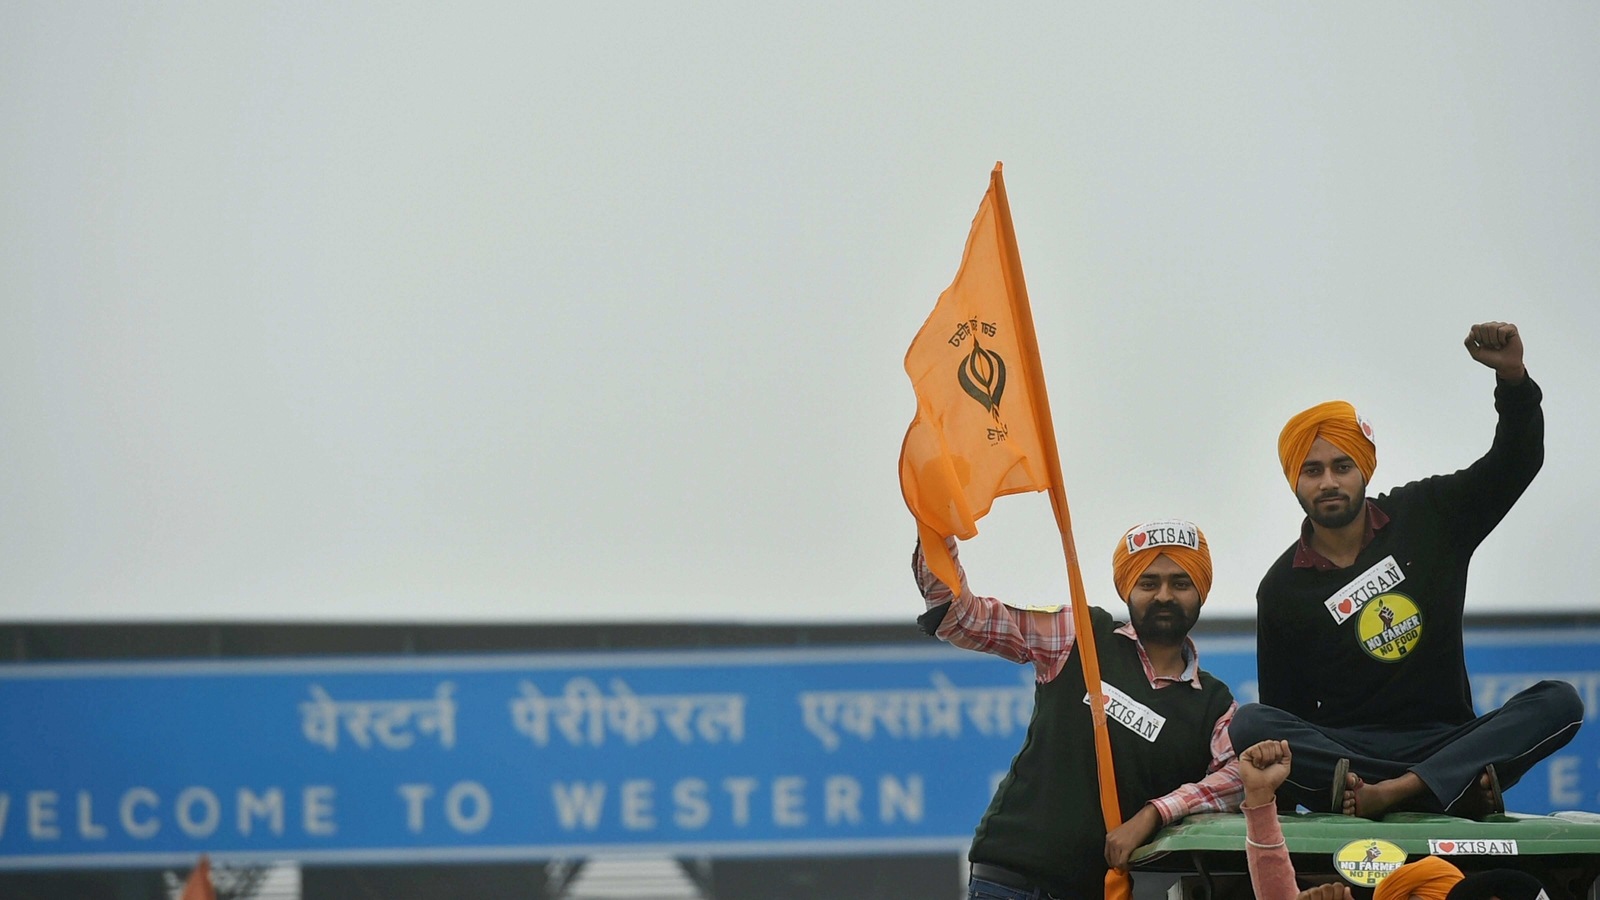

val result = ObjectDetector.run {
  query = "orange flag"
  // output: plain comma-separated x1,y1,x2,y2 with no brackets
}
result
899,166,1051,595
180,854,216,900
900,164,1132,900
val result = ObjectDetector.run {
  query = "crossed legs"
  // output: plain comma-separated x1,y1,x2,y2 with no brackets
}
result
1227,680,1582,816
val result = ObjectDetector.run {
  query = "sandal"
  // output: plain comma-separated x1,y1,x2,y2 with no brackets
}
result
1331,758,1351,815
1485,764,1504,816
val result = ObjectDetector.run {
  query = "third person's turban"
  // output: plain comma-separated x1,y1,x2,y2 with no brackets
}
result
1374,857,1465,900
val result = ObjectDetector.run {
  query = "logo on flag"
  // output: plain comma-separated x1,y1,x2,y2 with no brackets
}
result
959,338,1008,419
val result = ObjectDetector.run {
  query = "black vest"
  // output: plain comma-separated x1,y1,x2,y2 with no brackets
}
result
971,607,1234,894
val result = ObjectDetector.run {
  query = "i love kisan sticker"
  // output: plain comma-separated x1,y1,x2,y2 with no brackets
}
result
1323,556,1406,625
1124,520,1200,555
1428,839,1518,855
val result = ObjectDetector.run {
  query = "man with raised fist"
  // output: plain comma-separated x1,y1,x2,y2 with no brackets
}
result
1231,322,1582,819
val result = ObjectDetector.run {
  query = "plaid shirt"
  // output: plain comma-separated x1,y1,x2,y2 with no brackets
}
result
914,539,1243,824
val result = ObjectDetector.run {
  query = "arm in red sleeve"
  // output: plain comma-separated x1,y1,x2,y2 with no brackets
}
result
1150,702,1244,822
912,537,1076,682
1244,801,1300,900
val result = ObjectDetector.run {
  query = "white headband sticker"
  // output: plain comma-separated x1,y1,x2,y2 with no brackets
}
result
1124,520,1200,555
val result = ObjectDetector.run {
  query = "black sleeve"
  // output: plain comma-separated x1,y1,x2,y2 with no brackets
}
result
917,602,951,636
1416,376,1544,548
1254,584,1315,718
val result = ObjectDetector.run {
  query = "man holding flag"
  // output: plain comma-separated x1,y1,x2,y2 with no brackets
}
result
913,525,1243,898
900,165,1241,899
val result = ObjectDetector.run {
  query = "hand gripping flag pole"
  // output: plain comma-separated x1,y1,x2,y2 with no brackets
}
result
899,163,1132,900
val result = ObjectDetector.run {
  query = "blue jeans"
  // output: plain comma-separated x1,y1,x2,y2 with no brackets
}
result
968,876,1055,900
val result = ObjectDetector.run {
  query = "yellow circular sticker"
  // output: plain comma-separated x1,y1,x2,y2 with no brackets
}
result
1334,838,1408,887
1356,593,1423,662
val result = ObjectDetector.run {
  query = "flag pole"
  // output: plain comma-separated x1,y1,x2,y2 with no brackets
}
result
989,163,1132,896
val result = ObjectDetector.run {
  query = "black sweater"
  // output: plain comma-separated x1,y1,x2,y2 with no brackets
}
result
972,607,1234,894
1255,377,1543,729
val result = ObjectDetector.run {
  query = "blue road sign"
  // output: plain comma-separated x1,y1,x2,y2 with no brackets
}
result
0,625,1594,870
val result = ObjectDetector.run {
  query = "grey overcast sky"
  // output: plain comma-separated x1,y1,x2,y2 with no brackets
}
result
2,3,1596,624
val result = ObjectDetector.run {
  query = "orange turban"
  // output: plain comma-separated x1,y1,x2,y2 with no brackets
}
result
1373,857,1464,900
1278,400,1377,488
1111,520,1212,602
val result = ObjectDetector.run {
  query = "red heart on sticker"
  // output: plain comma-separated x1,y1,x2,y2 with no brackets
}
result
1438,842,1455,853
1133,533,1147,548
1338,598,1353,615
1362,422,1373,437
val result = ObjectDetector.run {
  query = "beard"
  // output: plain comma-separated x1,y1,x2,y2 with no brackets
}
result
1300,486,1366,529
1133,601,1197,645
